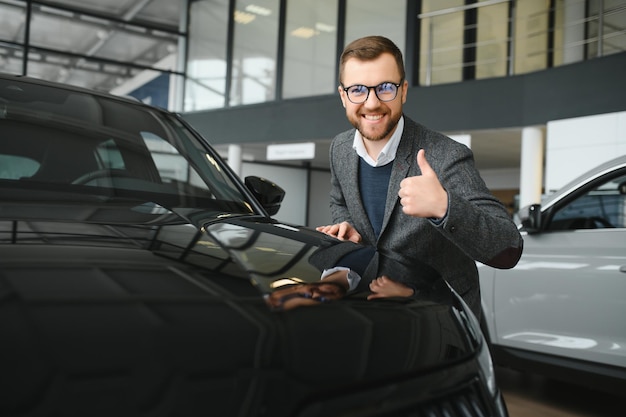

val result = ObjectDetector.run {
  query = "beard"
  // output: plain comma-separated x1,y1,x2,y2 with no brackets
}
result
349,110,401,142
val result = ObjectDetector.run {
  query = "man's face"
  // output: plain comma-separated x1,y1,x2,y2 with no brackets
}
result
339,53,408,142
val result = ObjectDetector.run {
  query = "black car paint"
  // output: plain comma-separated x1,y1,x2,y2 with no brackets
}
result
0,73,506,417
2,214,484,416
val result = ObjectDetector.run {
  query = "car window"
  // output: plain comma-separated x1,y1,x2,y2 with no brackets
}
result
549,173,626,230
95,139,125,170
0,155,39,180
0,77,256,217
141,133,209,191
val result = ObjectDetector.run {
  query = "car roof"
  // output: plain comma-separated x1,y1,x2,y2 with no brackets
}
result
542,154,626,209
0,72,159,111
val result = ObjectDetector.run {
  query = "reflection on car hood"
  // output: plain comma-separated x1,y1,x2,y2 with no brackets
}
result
0,203,478,415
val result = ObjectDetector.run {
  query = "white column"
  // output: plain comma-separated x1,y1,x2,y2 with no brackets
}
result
449,134,471,149
519,127,544,209
227,144,243,177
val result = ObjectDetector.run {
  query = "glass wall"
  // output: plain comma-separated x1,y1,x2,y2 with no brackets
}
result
513,0,550,74
282,0,338,99
418,0,626,86
345,0,406,51
419,0,465,85
476,1,509,79
586,0,626,57
186,0,229,111
184,0,625,107
8,0,620,112
0,1,27,75
0,0,25,45
0,0,185,110
229,0,279,106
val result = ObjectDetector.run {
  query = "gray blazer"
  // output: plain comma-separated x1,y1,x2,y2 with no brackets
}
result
328,116,523,315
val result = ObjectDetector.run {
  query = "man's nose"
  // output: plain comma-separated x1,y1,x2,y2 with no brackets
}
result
363,87,381,106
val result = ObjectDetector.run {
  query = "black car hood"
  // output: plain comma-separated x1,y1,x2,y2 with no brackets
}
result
0,204,479,416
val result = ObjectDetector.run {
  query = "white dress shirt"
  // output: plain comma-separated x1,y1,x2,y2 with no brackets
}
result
353,116,404,167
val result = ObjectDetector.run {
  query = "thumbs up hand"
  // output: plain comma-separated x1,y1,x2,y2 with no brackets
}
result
398,149,448,219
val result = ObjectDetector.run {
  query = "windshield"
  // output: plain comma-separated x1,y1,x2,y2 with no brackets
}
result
0,77,255,222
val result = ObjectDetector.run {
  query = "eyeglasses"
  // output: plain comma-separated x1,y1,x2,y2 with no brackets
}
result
341,80,403,104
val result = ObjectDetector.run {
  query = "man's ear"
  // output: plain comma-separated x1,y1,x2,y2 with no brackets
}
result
338,85,347,108
401,79,408,104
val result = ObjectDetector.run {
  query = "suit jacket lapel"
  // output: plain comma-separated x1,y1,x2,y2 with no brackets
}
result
381,132,415,235
341,136,377,243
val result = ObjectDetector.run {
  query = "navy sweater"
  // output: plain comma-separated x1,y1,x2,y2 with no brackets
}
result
358,159,393,238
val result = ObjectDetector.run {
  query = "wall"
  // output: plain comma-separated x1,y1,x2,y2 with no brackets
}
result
308,170,332,227
219,51,626,225
241,162,308,226
240,163,332,228
479,168,521,214
545,111,626,193
240,161,518,228
183,53,626,146
479,168,521,190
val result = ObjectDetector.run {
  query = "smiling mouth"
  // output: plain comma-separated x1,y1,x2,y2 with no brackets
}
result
363,114,383,121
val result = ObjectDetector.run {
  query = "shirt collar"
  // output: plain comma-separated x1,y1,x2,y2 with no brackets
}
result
353,116,404,167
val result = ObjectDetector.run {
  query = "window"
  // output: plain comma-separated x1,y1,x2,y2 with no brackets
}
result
585,0,626,58
185,0,229,111
476,1,509,79
0,1,25,44
0,155,39,180
95,139,125,170
513,0,550,74
0,1,26,75
230,0,279,106
419,0,465,85
550,173,626,230
282,0,338,99
345,0,406,50
0,1,184,106
141,132,208,190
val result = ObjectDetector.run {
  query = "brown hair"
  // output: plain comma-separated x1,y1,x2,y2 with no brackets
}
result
339,36,405,83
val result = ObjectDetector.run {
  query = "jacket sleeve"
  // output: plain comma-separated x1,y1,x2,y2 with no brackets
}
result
328,138,354,225
426,139,523,269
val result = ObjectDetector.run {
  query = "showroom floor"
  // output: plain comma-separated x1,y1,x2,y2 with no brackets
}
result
496,367,623,416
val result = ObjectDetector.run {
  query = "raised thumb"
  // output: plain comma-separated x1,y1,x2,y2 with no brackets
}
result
417,149,433,175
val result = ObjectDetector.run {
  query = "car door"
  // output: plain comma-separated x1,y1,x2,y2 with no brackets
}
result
491,170,626,368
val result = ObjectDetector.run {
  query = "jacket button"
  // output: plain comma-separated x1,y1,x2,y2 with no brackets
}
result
449,225,456,233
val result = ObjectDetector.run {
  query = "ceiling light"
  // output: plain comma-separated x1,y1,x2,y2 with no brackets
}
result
234,10,256,24
315,22,335,33
291,27,318,39
245,4,271,16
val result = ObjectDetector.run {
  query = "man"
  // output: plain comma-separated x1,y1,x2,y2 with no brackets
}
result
316,36,523,316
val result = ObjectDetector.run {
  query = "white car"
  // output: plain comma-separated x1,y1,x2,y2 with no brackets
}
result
479,154,626,395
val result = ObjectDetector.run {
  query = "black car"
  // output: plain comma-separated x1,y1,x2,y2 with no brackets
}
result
0,73,507,417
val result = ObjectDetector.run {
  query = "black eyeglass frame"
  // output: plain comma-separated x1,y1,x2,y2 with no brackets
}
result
340,80,404,104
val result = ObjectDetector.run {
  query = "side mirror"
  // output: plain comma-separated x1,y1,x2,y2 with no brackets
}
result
519,203,542,234
244,176,285,216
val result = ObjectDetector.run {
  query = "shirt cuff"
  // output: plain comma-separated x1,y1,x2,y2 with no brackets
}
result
429,215,446,225
320,267,361,292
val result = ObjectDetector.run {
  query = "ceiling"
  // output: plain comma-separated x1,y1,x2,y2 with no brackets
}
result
0,0,185,92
